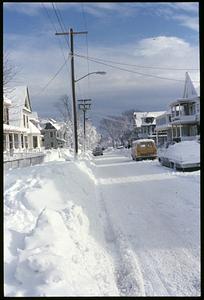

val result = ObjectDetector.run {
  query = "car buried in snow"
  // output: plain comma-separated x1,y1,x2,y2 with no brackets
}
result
158,140,200,171
131,139,157,161
92,146,103,156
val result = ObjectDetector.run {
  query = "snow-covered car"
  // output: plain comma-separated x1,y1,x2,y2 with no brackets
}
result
92,146,103,156
131,139,157,161
158,140,200,171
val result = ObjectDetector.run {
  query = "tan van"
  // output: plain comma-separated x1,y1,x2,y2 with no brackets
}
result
131,139,157,161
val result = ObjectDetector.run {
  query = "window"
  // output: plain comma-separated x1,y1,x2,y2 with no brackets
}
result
23,115,26,127
9,134,13,149
51,142,54,148
33,136,38,148
4,134,6,151
24,136,28,148
26,116,29,128
3,107,9,124
14,134,19,148
21,134,24,148
6,108,9,124
50,132,53,138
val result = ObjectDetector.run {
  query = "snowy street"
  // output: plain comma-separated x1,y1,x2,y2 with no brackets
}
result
4,149,200,296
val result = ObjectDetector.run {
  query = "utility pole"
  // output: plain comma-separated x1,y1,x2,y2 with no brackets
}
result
55,28,88,158
78,99,92,152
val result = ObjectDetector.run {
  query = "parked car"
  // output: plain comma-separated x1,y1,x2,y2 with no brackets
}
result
158,140,200,171
131,139,157,161
92,146,103,156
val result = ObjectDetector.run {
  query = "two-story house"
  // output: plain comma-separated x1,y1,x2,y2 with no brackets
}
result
3,86,42,156
155,72,200,146
41,119,67,149
133,111,165,142
140,111,165,141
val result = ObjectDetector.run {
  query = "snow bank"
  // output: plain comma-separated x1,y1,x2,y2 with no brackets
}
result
4,160,118,296
15,205,118,296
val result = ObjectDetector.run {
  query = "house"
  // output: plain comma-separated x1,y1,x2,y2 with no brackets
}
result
140,111,165,141
3,86,42,156
133,111,165,141
41,119,67,149
155,72,200,146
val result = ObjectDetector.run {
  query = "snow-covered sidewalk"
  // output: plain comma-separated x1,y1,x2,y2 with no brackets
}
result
4,149,200,296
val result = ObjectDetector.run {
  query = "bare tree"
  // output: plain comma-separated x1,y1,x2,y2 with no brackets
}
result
3,53,18,93
54,94,72,123
99,116,124,147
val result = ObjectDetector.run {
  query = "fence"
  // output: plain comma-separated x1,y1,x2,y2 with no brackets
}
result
4,153,46,171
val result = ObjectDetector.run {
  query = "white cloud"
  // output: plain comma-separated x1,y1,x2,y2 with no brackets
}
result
4,32,199,119
173,15,199,32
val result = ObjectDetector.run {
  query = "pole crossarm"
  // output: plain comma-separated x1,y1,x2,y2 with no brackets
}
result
78,99,92,111
55,31,88,35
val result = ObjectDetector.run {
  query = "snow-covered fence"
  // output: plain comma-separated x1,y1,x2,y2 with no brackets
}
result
4,153,45,170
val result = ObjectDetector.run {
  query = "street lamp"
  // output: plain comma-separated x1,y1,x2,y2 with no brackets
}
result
75,71,106,83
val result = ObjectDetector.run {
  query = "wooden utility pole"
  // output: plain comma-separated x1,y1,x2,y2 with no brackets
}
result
78,99,92,152
55,28,88,158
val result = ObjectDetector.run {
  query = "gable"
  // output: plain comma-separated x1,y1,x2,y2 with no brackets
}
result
24,87,32,111
44,122,56,130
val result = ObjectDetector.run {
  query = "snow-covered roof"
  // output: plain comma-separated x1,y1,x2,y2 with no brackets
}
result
169,96,199,106
183,72,198,98
3,123,29,133
6,86,32,127
48,120,64,131
143,111,166,119
3,95,11,106
133,112,147,127
30,112,39,122
134,111,165,127
28,121,41,134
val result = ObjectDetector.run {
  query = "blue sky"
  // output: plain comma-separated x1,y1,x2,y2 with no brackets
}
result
3,2,199,126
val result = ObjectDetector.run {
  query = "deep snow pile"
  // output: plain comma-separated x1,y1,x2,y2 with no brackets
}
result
4,154,118,296
4,148,200,296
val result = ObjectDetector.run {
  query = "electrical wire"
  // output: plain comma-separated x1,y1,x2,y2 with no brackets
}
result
81,3,90,98
75,53,200,83
51,3,70,50
41,3,69,68
74,53,199,71
32,56,69,97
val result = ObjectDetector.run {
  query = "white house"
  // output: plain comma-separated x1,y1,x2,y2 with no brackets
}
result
155,72,200,146
133,111,165,141
3,86,42,156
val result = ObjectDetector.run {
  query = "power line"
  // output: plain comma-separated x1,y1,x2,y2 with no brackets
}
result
75,53,200,83
51,3,70,50
81,3,90,98
41,3,68,67
74,53,199,71
32,56,69,97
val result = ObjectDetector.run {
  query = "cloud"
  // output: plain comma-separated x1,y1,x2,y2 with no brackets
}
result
172,15,199,32
4,30,199,123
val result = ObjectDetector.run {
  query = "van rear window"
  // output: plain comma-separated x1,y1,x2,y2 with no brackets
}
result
139,142,153,147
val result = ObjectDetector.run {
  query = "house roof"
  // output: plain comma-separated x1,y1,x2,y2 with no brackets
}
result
143,111,166,119
3,123,29,133
133,112,147,127
134,111,165,127
29,121,41,134
3,95,11,106
5,86,32,128
183,72,198,98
